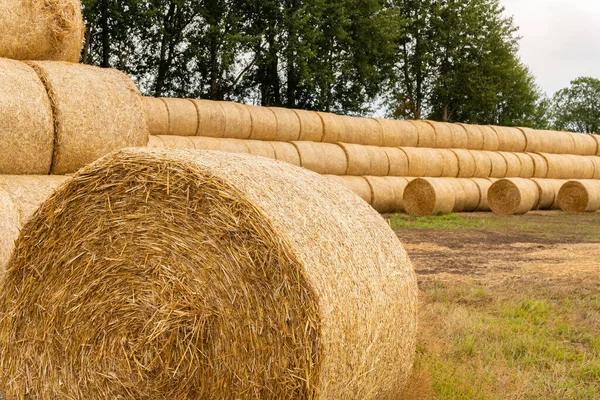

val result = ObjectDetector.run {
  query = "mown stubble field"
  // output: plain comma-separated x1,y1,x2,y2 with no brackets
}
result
392,211,600,399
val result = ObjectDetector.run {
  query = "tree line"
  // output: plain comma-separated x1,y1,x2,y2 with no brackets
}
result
81,0,599,133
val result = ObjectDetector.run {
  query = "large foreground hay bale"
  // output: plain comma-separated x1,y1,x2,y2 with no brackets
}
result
294,110,324,142
28,61,148,174
570,133,598,156
325,175,373,204
0,148,418,399
404,178,457,216
558,180,600,212
292,142,347,175
270,107,301,141
488,178,539,215
377,119,419,147
0,176,67,272
248,105,278,141
491,126,526,152
410,120,436,148
219,101,252,139
141,97,169,135
0,0,84,62
531,179,566,210
458,124,485,150
0,58,54,175
191,99,226,138
162,98,198,136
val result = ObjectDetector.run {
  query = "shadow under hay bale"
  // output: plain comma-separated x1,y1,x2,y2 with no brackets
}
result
0,148,418,399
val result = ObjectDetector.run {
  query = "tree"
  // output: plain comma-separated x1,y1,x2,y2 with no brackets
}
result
551,77,600,134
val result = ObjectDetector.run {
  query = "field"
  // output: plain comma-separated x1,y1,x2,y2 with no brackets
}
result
393,211,600,399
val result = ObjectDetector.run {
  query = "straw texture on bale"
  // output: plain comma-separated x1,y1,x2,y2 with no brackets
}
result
529,153,549,178
317,112,345,143
403,178,457,216
447,123,469,149
219,101,252,139
0,189,19,276
485,151,508,178
292,142,348,175
339,143,371,176
568,155,595,179
499,152,522,177
156,136,250,155
0,0,84,62
0,148,418,399
540,153,574,179
514,153,535,178
191,99,226,138
403,148,444,177
593,134,600,156
294,110,324,142
385,147,410,177
426,121,453,148
245,140,276,160
0,58,54,175
326,175,373,204
479,125,500,151
141,97,169,135
472,178,496,211
470,151,492,178
270,107,301,141
147,135,165,148
451,149,476,178
531,179,566,210
162,98,198,136
488,178,540,215
458,124,485,150
570,133,598,156
28,61,148,175
271,141,301,166
366,146,390,176
377,119,419,147
248,105,278,141
340,116,383,146
410,120,437,148
439,149,460,178
591,157,600,179
365,177,398,213
558,180,600,212
458,179,481,212
491,126,527,152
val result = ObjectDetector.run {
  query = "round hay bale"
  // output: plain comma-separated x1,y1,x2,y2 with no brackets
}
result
366,146,390,176
317,112,345,143
439,149,459,178
590,157,600,179
558,180,600,212
0,0,84,62
447,123,469,149
491,126,527,152
142,97,169,136
385,147,410,177
521,127,543,153
531,178,566,210
403,148,444,177
592,134,600,156
364,176,396,213
245,140,276,160
425,121,452,148
570,133,598,156
0,148,418,399
486,151,508,178
404,178,456,216
218,101,252,139
338,143,371,176
480,125,500,151
499,152,522,177
388,177,414,213
410,120,436,148
294,110,324,142
568,155,596,179
554,131,576,154
514,153,535,178
192,99,226,138
293,142,347,175
541,153,574,179
0,59,54,175
325,175,373,204
470,151,492,178
342,117,383,146
147,135,165,148
458,179,481,212
472,178,496,211
28,61,148,175
248,105,278,141
529,153,549,178
271,141,301,166
458,123,485,150
270,107,301,141
376,119,419,147
450,149,476,178
448,179,467,212
488,178,539,215
161,98,198,136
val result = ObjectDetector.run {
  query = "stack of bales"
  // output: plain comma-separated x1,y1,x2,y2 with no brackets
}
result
144,97,600,215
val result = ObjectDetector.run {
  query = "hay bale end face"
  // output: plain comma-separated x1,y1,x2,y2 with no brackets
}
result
403,178,456,216
488,178,539,215
558,180,600,212
0,148,418,399
0,0,85,62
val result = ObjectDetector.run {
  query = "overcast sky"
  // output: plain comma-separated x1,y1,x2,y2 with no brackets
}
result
501,0,600,96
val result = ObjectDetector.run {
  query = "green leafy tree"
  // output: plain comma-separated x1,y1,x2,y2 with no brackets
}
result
551,77,600,134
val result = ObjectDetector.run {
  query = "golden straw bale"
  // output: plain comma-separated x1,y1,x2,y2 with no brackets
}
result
472,178,496,211
439,149,459,178
555,131,576,154
293,142,348,175
0,0,84,62
191,99,226,138
404,178,457,216
488,178,539,215
385,147,410,176
480,125,500,151
540,153,574,179
470,150,492,178
365,177,415,214
317,112,345,143
499,152,522,177
338,143,370,175
403,148,444,177
0,148,418,399
410,120,436,148
270,107,301,141
447,123,469,149
531,178,566,210
0,189,19,275
190,137,249,154
458,123,485,150
271,142,301,166
426,121,453,148
326,175,373,204
154,135,194,149
485,151,508,178
0,59,54,175
245,140,277,160
142,97,169,135
294,110,324,142
590,157,600,179
558,180,600,212
567,155,596,179
448,179,467,213
491,126,527,152
377,119,419,147
388,177,414,213
147,135,165,148
515,153,535,178
529,153,549,178
218,101,252,139
367,146,390,176
161,98,198,136
28,61,148,175
593,134,600,156
248,105,278,141
570,133,598,156
451,149,476,178
521,127,544,153
342,117,384,146
458,179,481,212
339,115,362,144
